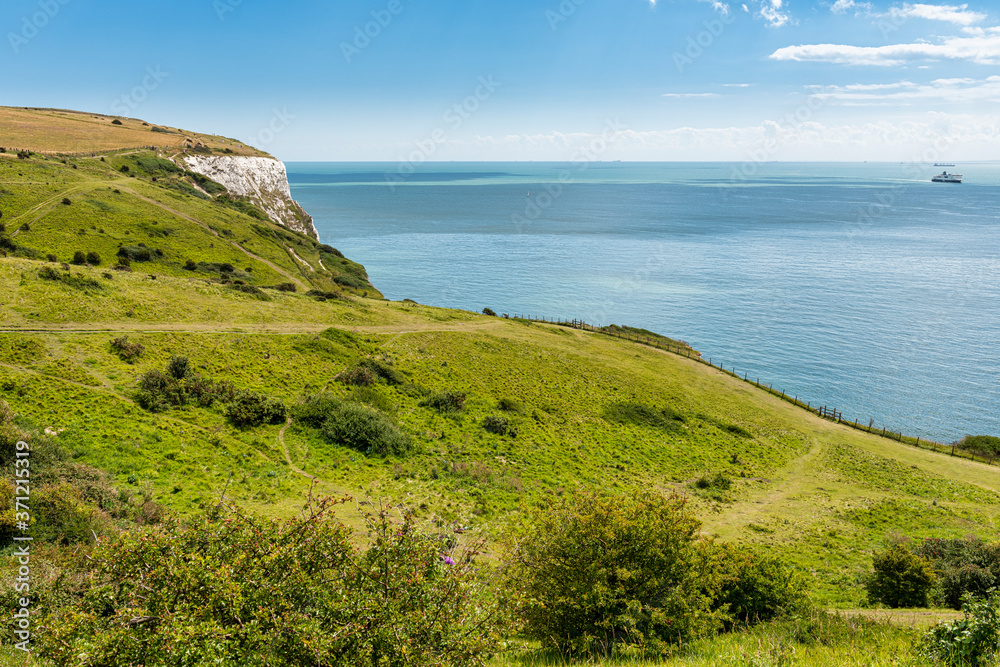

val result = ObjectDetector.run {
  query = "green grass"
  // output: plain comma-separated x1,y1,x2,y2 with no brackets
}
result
2,114,1000,662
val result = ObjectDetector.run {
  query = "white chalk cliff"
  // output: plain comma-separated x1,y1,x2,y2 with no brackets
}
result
182,155,317,239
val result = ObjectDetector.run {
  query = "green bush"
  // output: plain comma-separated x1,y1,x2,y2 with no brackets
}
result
483,414,511,436
37,267,103,291
482,307,497,316
225,391,287,428
865,543,937,608
72,250,86,265
504,489,722,656
117,245,152,262
291,393,342,428
336,365,376,386
356,357,405,385
321,402,412,457
85,251,101,266
497,397,522,412
922,590,1000,666
31,500,510,667
109,336,144,363
135,362,234,412
167,355,191,380
184,258,197,271
914,537,1000,609
958,435,1000,458
273,282,297,292
421,391,466,414
708,542,805,628
227,283,271,301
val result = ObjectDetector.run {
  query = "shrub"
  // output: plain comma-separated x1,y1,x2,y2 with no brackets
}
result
219,262,235,273
111,118,123,125
274,282,297,292
61,197,71,205
336,365,376,387
707,542,805,628
321,402,412,457
46,253,57,262
914,537,1000,609
227,283,271,301
497,397,522,412
421,391,466,414
482,307,497,316
225,390,287,428
109,336,144,363
85,251,101,266
72,251,86,265
291,393,342,428
866,543,937,608
19,222,30,232
135,362,233,411
32,500,510,667
504,489,721,656
37,267,102,291
319,243,345,258
184,259,197,270
334,274,366,289
167,355,191,380
483,414,511,436
356,358,404,385
117,245,152,262
958,435,1000,458
922,590,1000,666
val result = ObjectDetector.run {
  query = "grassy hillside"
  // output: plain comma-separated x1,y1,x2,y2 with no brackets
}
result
2,108,999,665
1,254,997,610
0,106,265,156
0,145,378,297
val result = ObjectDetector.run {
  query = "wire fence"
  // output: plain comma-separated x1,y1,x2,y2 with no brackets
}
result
501,312,997,468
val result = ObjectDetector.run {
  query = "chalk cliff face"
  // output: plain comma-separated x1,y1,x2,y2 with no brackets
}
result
183,156,317,239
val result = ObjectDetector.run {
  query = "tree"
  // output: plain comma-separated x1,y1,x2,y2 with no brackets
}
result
866,543,937,608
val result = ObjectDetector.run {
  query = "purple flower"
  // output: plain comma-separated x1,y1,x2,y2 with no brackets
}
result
441,555,456,565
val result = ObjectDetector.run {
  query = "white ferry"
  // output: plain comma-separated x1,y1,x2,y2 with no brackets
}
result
931,171,962,183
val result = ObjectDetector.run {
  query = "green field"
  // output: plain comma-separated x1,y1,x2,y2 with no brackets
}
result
1,109,998,665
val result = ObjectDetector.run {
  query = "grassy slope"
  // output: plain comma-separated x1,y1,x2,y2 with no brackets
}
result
0,149,379,296
1,109,999,665
0,106,266,156
0,256,997,608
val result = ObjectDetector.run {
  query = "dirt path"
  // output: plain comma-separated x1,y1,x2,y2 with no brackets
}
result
277,416,317,481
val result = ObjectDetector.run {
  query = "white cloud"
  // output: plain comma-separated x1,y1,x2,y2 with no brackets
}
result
809,76,1000,104
699,0,731,14
830,0,875,15
661,93,724,98
759,0,792,26
890,3,987,26
769,31,1000,65
723,83,753,87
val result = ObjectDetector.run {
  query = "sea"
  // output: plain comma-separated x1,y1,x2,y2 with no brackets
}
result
287,162,1000,444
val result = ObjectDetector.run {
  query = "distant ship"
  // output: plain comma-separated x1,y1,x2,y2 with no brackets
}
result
932,171,962,183
934,163,955,167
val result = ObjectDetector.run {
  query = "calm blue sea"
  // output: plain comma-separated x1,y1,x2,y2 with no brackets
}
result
288,162,1000,444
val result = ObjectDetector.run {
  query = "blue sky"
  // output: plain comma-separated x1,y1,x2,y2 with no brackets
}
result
2,0,999,160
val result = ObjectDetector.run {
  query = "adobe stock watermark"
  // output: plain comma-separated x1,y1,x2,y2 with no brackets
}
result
7,0,71,54
110,66,169,116
385,75,501,189
213,0,243,21
673,12,735,73
511,117,629,232
546,0,587,31
341,0,407,64
730,94,826,183
246,108,295,147
844,131,957,242
11,439,32,653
